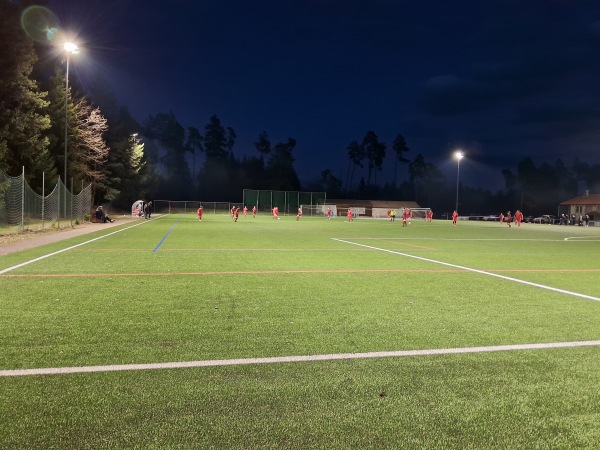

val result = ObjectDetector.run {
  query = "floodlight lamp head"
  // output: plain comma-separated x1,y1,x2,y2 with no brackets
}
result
64,42,79,54
454,150,464,161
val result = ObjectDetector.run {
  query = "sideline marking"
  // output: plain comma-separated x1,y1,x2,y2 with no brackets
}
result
153,217,181,252
2,340,599,377
351,237,578,242
565,236,600,241
333,238,600,303
0,218,161,275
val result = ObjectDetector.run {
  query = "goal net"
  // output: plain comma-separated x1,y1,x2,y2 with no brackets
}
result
405,208,431,220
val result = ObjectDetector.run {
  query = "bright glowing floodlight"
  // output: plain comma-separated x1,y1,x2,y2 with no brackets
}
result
62,40,79,216
64,41,79,54
454,150,464,212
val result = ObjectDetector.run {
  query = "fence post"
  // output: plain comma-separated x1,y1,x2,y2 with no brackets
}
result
42,172,45,230
70,178,74,226
20,166,25,232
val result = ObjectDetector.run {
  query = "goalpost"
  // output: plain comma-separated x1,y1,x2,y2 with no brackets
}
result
406,208,432,220
372,207,431,219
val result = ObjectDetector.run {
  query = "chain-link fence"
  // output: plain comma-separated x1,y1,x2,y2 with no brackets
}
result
242,189,326,215
0,167,92,233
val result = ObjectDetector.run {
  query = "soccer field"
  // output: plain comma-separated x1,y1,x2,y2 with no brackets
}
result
1,214,600,449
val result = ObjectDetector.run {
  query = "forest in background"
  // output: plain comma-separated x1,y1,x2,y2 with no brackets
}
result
2,0,600,217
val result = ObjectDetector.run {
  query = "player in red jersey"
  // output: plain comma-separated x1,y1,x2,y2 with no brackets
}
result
272,206,279,219
243,206,248,217
514,210,523,227
499,212,504,224
197,205,203,221
252,205,257,217
296,207,302,221
452,210,458,226
427,209,433,222
506,211,512,228
326,207,332,220
230,205,235,219
402,208,409,227
347,208,353,221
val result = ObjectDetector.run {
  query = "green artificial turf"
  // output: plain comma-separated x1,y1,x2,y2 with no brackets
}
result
1,214,599,448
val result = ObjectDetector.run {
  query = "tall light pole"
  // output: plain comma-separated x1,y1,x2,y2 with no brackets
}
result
63,42,79,187
454,150,464,213
63,42,78,218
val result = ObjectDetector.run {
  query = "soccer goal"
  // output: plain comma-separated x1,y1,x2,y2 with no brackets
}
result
406,208,432,220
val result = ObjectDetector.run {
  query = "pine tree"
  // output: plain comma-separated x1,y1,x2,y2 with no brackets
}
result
0,1,56,189
266,137,300,190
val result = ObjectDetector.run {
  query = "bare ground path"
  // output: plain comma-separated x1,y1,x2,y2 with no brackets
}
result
0,216,137,256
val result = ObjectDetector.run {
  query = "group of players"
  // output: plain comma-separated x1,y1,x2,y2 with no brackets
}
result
451,209,525,227
196,205,262,221
196,205,523,228
330,206,433,227
194,205,433,225
498,209,524,228
230,205,258,222
197,205,306,222
386,208,433,227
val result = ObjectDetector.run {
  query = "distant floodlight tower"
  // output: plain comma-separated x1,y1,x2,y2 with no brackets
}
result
63,41,79,190
454,150,464,213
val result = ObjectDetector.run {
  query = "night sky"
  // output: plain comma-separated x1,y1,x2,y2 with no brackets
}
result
46,0,600,190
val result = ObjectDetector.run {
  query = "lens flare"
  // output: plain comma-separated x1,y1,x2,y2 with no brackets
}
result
20,6,61,43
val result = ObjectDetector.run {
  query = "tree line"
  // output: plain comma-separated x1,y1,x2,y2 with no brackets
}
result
2,1,599,216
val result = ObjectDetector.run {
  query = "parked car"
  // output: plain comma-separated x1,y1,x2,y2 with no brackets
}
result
533,215,556,224
524,216,534,223
484,215,500,222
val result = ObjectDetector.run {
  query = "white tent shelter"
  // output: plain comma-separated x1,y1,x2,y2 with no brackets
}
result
131,200,145,217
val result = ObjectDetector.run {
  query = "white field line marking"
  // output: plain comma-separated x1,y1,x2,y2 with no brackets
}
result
347,237,570,242
0,217,163,275
565,236,600,241
351,237,600,243
2,340,599,377
332,238,600,303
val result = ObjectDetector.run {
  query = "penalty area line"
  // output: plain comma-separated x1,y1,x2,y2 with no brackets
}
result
332,238,600,303
1,340,599,377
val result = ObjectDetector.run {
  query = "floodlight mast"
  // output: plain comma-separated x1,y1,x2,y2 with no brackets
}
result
454,150,464,213
63,41,79,216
